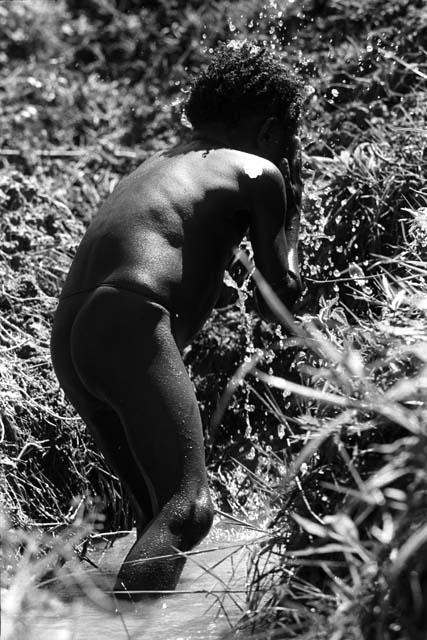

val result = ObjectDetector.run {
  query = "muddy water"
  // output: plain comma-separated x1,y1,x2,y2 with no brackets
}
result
29,517,267,640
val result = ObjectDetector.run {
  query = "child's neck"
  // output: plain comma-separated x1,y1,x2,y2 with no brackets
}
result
191,126,231,149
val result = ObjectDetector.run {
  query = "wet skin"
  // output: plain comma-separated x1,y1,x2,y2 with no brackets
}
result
50,135,302,597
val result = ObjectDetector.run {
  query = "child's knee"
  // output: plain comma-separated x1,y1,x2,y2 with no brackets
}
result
168,488,214,548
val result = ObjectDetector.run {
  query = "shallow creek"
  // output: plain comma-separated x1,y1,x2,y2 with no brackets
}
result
29,516,268,640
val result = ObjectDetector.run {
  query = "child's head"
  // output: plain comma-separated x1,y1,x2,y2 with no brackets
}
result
185,41,304,162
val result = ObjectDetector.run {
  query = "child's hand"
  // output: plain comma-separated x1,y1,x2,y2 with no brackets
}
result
279,136,303,293
279,135,303,214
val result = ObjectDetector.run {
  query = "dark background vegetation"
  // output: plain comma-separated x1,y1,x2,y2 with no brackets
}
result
1,1,426,638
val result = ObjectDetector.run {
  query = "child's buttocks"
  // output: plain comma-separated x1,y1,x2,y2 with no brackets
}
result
62,283,173,406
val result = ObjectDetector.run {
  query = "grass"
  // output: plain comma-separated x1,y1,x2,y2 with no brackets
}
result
230,256,427,639
1,0,426,637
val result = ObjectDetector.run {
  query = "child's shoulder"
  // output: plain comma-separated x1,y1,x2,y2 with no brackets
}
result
203,147,283,189
233,149,281,182
132,144,284,197
216,150,285,208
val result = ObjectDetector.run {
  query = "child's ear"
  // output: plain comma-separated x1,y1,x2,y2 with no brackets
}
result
257,116,282,146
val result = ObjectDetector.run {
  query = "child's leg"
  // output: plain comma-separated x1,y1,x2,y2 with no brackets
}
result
114,328,214,595
70,286,214,595
80,404,156,531
51,296,154,530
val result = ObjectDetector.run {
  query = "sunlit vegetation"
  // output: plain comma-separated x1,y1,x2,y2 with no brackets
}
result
1,0,426,638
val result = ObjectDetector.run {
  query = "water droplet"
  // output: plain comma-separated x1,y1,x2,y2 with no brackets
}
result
247,447,256,460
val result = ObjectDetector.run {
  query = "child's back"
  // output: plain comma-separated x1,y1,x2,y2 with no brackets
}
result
61,141,288,347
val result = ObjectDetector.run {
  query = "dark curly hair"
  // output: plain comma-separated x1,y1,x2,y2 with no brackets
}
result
185,41,304,133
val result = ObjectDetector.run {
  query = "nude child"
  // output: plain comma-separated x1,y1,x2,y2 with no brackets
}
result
50,41,304,597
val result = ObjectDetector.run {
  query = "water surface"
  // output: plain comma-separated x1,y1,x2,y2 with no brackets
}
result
28,517,266,640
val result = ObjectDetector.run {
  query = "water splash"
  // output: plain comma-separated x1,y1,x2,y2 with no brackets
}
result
228,19,237,33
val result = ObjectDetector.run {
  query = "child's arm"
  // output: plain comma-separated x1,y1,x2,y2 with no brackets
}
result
280,135,303,289
249,148,302,320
